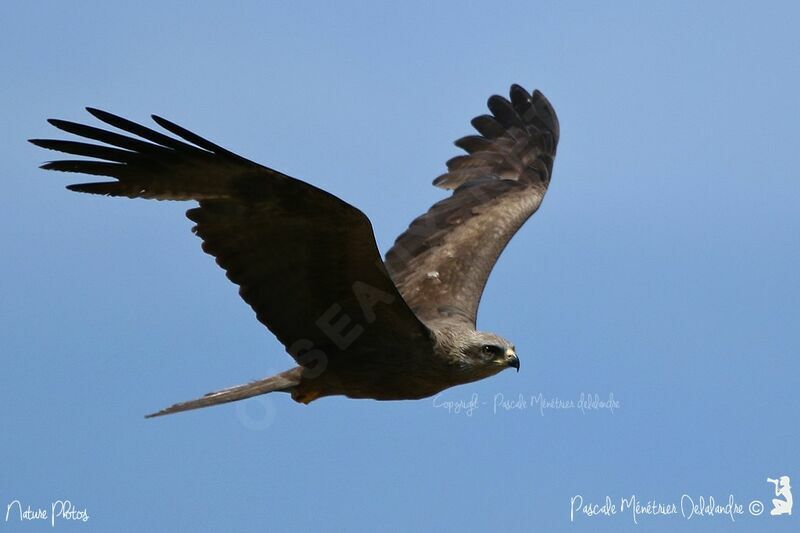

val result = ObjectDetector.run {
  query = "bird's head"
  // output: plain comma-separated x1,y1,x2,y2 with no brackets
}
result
458,331,519,377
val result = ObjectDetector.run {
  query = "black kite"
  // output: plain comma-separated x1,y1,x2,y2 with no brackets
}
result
30,84,559,417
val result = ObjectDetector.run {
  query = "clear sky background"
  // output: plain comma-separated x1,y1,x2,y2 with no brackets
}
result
1,1,798,532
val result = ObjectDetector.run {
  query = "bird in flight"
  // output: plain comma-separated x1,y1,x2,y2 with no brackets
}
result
31,84,559,418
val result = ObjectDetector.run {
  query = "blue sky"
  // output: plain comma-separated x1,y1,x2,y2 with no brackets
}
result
2,1,798,531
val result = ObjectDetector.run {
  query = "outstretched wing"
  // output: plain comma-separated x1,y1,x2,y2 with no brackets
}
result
385,85,559,327
31,110,431,363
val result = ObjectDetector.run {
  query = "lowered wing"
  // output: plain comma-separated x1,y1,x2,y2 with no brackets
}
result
31,110,432,365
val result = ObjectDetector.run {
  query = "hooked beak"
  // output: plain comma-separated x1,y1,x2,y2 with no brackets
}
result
506,349,520,372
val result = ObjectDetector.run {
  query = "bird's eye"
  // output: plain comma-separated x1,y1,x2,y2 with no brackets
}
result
482,345,495,355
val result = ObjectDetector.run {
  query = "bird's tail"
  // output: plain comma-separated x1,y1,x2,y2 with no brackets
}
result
145,367,303,418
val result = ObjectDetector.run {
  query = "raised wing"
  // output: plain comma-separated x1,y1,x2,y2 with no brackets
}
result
31,110,431,364
385,85,559,327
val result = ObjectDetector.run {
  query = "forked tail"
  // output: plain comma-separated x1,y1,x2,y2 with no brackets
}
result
145,367,303,418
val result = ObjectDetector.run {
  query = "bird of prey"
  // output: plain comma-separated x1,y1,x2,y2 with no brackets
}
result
30,84,559,417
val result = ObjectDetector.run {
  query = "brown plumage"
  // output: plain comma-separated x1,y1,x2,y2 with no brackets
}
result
30,84,559,417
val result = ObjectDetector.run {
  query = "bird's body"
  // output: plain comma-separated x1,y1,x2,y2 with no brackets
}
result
289,326,515,403
31,84,559,417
